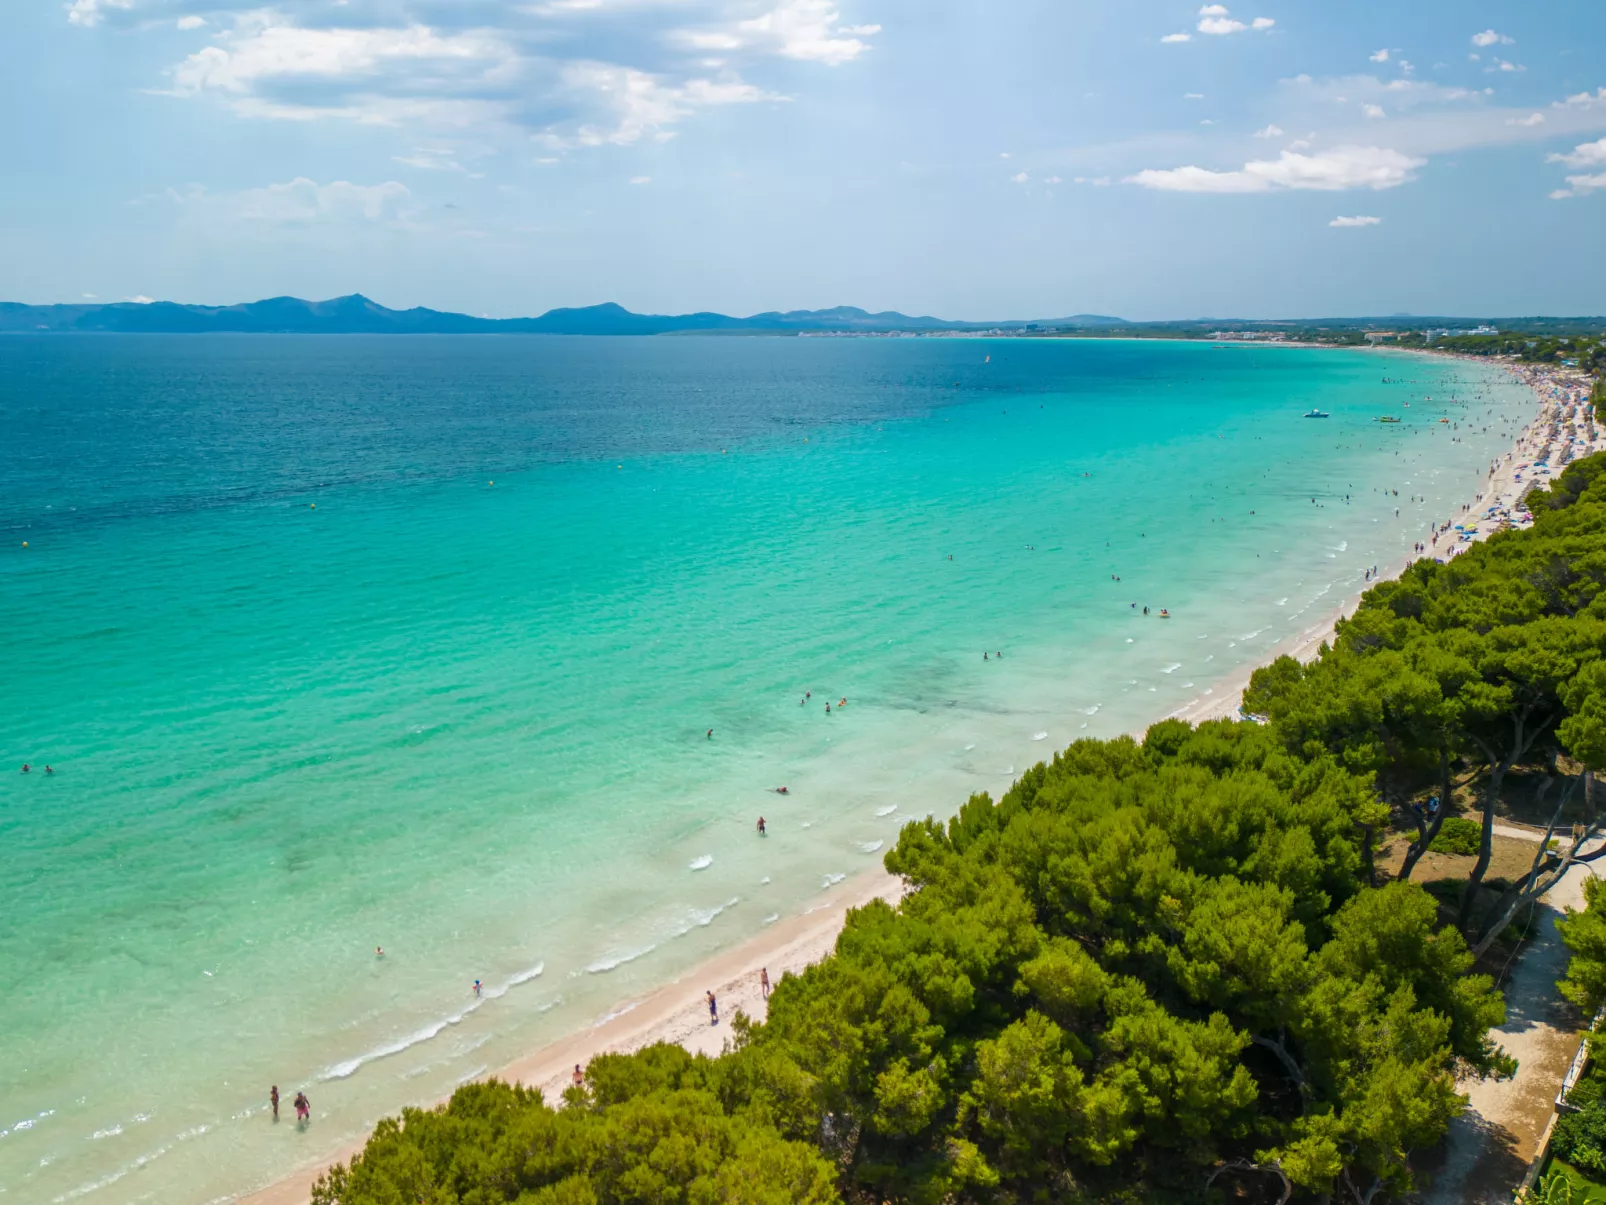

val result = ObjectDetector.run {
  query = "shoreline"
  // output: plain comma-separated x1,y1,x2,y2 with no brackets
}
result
236,354,1594,1205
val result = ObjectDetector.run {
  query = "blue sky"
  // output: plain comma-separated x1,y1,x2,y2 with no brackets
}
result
3,1,1604,319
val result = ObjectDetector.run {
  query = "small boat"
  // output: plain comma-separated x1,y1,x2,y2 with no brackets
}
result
1303,409,1330,418
1378,416,1401,423
1158,609,1171,618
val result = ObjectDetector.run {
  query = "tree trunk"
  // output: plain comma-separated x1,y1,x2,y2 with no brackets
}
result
1459,757,1511,928
1399,751,1453,882
1207,1159,1292,1205
1252,1033,1311,1114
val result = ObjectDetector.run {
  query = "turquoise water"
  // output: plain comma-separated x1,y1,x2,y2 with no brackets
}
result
1,336,1529,1203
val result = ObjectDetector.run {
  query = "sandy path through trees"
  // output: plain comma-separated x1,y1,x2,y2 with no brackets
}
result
1418,862,1597,1203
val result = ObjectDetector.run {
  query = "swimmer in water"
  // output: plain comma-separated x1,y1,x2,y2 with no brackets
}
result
707,729,713,740
839,698,846,707
472,979,482,997
270,1085,280,1122
825,702,831,714
757,817,767,836
376,946,384,958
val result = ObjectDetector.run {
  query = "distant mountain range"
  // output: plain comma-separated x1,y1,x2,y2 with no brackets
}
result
0,294,1127,336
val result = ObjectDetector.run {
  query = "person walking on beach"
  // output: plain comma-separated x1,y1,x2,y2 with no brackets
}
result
706,990,718,1025
760,967,770,999
270,1085,280,1122
572,1064,585,1087
757,816,766,836
472,979,482,997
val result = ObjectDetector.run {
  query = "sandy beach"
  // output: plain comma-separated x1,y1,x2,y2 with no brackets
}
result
1173,355,1603,727
237,355,1596,1205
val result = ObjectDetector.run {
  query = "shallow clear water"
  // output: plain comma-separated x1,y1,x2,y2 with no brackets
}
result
0,335,1528,1203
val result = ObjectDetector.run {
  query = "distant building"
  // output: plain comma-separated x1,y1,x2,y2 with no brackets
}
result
1423,325,1499,342
1209,331,1288,341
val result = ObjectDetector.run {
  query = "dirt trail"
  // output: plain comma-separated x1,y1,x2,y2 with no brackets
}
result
1417,863,1597,1203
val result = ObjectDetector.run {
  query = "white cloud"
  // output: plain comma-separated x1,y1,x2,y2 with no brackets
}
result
81,292,98,299
1556,89,1606,110
546,62,776,147
65,0,130,28
1184,92,1204,99
1369,49,1389,63
1551,173,1606,198
628,175,651,184
1329,214,1382,227
165,22,518,104
1010,171,1028,183
1128,145,1425,193
1161,32,1191,43
83,2,870,157
1195,6,1273,36
666,0,878,65
1506,113,1544,127
1363,103,1385,118
1491,59,1524,73
1253,123,1283,137
392,146,487,175
177,177,416,225
1045,175,1061,184
125,294,155,304
1551,137,1606,169
1471,29,1513,48
733,0,877,65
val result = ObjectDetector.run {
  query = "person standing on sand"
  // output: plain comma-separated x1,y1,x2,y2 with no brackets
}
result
270,1085,279,1122
573,1064,584,1087
707,990,718,1025
760,968,770,998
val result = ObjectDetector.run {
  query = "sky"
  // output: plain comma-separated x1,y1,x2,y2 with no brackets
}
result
2,0,1605,320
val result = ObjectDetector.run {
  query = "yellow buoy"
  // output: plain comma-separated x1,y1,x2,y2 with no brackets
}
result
310,503,316,509
21,541,27,547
